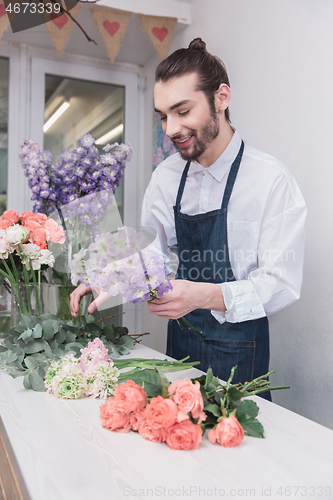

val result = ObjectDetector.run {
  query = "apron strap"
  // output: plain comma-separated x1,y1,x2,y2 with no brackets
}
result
221,141,244,210
175,161,191,208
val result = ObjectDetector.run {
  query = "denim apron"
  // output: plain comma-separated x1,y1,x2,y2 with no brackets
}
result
166,141,271,400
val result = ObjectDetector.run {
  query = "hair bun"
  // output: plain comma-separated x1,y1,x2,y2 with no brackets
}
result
188,38,206,51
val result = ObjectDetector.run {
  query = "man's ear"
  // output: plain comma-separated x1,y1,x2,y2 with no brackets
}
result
214,83,231,113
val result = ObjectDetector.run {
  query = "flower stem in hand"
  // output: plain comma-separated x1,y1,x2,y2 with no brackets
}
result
148,290,207,340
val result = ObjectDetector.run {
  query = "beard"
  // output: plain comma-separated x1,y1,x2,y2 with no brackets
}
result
173,112,220,162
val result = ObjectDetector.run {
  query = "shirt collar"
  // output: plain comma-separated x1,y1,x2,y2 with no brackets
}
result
191,129,243,182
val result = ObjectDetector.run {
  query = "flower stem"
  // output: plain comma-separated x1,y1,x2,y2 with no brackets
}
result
177,316,207,339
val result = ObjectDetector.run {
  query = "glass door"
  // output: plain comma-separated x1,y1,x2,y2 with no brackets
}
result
30,56,140,332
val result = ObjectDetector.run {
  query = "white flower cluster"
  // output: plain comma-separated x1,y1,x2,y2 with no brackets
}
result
44,339,119,399
0,225,55,270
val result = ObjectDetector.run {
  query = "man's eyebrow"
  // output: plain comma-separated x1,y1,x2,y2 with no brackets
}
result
154,100,192,114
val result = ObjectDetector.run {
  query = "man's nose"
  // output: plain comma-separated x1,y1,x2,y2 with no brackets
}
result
165,116,181,138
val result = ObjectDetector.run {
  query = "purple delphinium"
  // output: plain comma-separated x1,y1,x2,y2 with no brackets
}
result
20,135,132,227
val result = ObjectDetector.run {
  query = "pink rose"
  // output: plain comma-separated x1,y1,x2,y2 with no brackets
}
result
144,395,179,429
114,380,147,414
44,218,65,244
20,212,47,225
208,416,244,447
0,220,12,229
166,421,203,450
30,228,48,249
139,419,167,443
100,397,131,433
130,410,146,431
168,378,206,423
1,210,19,224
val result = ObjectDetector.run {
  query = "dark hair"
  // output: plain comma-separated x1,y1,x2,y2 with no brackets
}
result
155,38,231,123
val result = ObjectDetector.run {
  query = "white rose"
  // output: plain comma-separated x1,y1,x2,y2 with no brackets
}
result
5,224,29,245
37,249,55,268
0,238,11,259
21,243,40,260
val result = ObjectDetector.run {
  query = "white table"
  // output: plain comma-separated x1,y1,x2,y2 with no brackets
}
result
1,344,333,500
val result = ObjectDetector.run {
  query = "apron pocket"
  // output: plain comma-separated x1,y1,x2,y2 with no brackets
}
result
201,339,256,384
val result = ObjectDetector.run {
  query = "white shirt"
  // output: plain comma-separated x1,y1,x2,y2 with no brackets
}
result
141,130,307,324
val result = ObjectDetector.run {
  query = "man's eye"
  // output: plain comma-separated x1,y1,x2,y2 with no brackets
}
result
179,110,189,116
160,116,167,121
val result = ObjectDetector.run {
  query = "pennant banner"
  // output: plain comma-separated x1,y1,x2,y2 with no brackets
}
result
43,2,81,57
90,7,131,63
0,0,10,39
139,14,177,61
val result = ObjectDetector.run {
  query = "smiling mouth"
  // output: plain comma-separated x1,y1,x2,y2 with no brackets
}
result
174,135,193,148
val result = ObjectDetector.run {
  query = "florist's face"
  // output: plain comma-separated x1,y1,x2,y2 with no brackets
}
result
154,72,219,163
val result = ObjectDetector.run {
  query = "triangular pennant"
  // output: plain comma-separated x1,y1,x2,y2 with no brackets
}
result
139,14,177,60
90,7,131,63
0,0,10,39
43,2,81,56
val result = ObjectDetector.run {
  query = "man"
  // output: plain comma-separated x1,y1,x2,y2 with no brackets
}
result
71,39,306,399
141,38,306,398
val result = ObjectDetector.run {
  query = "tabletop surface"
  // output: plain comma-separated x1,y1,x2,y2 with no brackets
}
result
1,344,333,500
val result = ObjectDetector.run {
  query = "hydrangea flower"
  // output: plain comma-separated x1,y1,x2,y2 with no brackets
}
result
44,340,119,399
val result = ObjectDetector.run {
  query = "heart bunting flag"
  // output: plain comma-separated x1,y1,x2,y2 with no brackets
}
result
43,2,81,56
0,0,10,39
139,14,177,60
90,7,131,63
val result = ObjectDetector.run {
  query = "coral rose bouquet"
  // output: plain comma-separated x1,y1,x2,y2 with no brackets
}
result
100,364,290,450
0,210,65,317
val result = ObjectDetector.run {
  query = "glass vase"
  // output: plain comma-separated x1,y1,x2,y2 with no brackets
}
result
10,283,77,327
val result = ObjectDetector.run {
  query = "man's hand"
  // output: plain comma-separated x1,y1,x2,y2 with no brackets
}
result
70,284,111,317
147,279,226,319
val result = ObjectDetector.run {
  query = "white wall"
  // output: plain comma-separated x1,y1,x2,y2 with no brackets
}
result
140,0,333,430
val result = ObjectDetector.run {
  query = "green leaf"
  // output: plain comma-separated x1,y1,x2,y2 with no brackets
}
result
117,335,134,348
105,342,120,358
5,351,17,364
226,385,243,403
237,416,264,438
29,367,46,392
32,323,43,339
204,367,214,388
23,373,32,390
42,319,59,340
39,313,59,321
117,345,131,356
24,356,40,370
86,314,96,323
85,323,101,334
62,324,79,334
21,315,33,329
236,400,259,419
64,343,82,355
55,328,66,344
127,369,163,398
18,329,33,342
103,325,115,341
204,403,222,418
25,339,47,354
65,331,76,343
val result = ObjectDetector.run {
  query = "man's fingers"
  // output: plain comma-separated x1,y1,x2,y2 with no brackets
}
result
87,291,111,313
70,284,92,317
